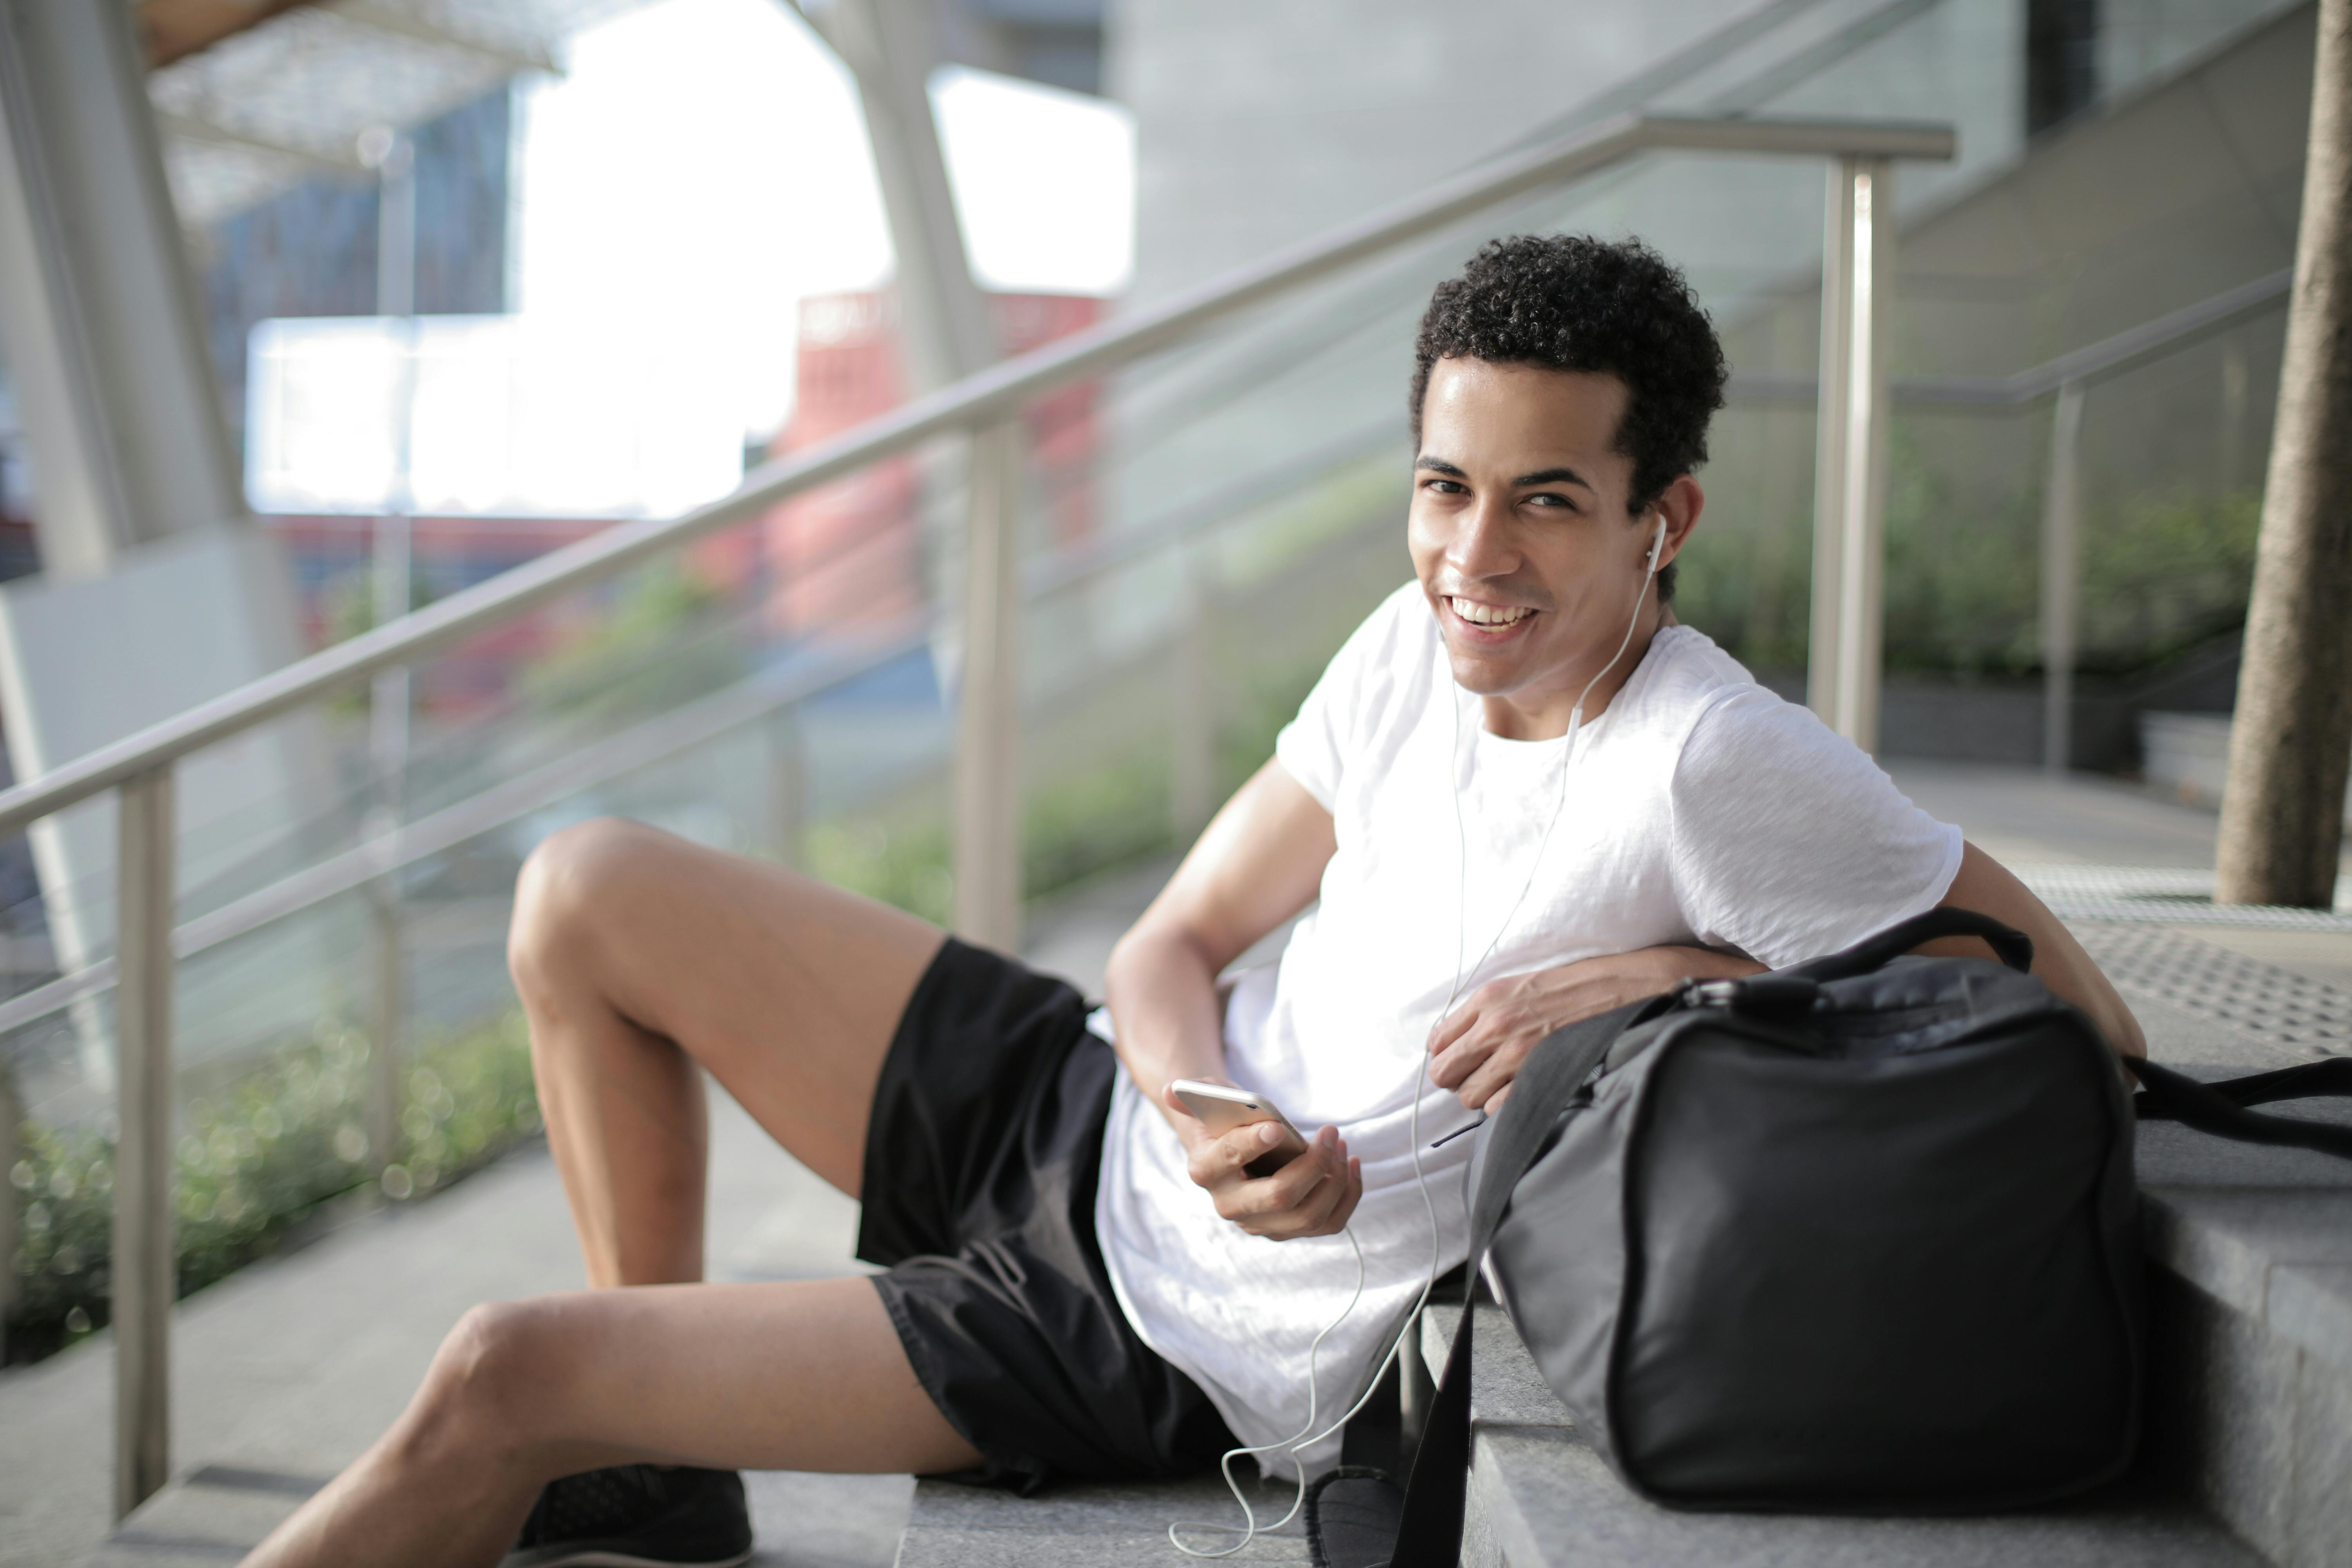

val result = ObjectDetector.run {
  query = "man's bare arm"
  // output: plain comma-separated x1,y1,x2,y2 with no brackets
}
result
1926,841,2147,1059
1433,839,2149,1115
1106,759,1335,1106
1105,759,1358,1240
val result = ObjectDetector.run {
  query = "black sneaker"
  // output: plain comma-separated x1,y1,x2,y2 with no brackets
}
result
502,1464,753,1568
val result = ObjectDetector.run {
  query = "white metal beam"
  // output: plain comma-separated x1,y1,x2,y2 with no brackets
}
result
800,0,995,390
154,107,367,173
327,0,562,78
0,0,248,578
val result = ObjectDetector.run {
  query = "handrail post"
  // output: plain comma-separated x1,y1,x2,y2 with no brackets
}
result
953,421,1024,950
764,711,806,871
365,885,403,1175
1171,551,1216,840
0,1058,18,1364
114,764,175,1517
1809,155,1893,751
2040,381,2085,774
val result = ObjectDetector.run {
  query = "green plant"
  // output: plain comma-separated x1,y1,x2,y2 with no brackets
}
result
1681,415,2263,684
1879,435,2042,677
519,560,748,726
6,1011,539,1365
1024,755,1176,899
319,559,445,714
2076,488,2261,673
808,814,955,926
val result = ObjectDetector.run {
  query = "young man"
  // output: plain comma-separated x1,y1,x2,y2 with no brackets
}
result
242,236,2143,1568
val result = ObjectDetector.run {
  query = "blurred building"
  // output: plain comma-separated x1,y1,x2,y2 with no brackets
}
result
198,89,515,462
763,287,1101,640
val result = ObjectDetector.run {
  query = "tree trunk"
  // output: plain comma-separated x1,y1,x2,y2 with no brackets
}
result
2216,0,2352,907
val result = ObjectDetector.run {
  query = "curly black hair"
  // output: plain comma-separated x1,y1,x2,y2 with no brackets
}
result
1410,236,1728,600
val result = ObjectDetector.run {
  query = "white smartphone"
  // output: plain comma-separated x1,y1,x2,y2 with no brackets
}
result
1170,1079,1309,1177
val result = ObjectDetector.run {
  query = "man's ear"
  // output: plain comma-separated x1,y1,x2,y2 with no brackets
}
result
1650,474,1705,571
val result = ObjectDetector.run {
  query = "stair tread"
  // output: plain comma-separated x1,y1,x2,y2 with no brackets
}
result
1420,1308,2261,1568
895,1470,1310,1566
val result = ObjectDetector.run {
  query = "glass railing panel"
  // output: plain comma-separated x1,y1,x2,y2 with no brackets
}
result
2063,318,2275,679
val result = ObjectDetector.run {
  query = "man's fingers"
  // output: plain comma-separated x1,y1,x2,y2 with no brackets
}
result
1230,1129,1350,1230
1189,1120,1290,1186
1427,1002,1478,1056
1228,1129,1336,1216
1429,1027,1502,1091
1316,1157,1365,1236
1455,1035,1535,1109
1284,1135,1360,1236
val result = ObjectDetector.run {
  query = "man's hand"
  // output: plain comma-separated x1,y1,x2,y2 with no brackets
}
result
1161,1085,1363,1241
1428,946,1763,1112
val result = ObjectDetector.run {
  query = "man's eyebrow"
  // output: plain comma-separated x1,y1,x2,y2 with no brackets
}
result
1511,466,1594,491
1410,457,1596,492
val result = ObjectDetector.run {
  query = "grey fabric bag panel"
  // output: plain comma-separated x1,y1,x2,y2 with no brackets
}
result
1490,942,2143,1510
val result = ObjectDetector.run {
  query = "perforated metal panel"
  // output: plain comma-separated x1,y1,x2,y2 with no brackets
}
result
2069,921,2352,1061
2018,864,2352,934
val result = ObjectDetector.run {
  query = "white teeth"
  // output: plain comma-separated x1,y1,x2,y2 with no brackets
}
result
1449,597,1533,627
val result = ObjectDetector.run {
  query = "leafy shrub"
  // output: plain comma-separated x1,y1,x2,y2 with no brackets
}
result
519,560,747,725
5,1011,538,1365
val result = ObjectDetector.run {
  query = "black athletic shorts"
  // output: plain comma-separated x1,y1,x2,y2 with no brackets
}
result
859,937,1237,1493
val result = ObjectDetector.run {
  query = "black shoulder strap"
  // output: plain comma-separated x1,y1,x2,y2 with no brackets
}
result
1385,999,1652,1567
2134,1056,2352,1160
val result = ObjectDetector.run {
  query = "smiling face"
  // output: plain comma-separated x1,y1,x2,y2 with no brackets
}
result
1408,356,1701,740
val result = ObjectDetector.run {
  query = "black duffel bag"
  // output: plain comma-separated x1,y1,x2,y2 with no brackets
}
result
1346,907,2352,1567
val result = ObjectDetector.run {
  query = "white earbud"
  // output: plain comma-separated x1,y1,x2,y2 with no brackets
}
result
1645,511,1668,573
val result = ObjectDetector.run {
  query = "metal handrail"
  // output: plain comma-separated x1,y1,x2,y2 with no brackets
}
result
21,252,2290,1048
1722,265,2293,775
0,111,1951,843
1724,267,2294,406
0,419,1405,1037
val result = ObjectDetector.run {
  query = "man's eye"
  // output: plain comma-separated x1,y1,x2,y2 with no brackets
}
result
1424,478,1466,494
1525,492,1575,510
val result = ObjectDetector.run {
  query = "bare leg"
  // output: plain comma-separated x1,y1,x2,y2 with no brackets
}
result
243,1278,977,1568
505,817,946,1284
239,821,987,1566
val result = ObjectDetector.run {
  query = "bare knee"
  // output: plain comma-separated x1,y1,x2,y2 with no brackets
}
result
399,1300,568,1468
508,817,677,998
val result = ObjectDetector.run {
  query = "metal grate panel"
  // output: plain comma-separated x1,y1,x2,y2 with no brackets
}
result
2068,920,2352,1060
2016,864,2352,933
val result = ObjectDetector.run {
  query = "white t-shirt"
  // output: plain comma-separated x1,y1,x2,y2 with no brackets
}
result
1092,582,1964,1475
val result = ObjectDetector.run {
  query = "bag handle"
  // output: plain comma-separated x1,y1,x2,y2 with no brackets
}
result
1780,906,2034,984
2133,1057,2352,1160
1387,999,1651,1566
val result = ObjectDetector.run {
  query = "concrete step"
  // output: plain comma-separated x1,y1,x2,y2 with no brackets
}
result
1422,1306,2258,1568
894,1470,1310,1565
1420,1047,2352,1568
80,1467,910,1568
82,1466,318,1568
2133,1088,2352,1568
